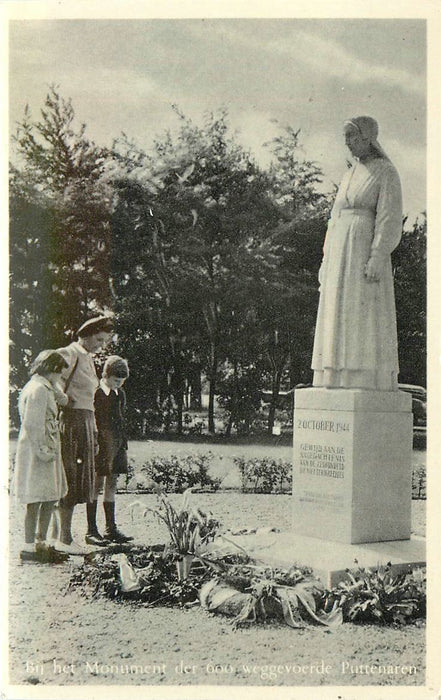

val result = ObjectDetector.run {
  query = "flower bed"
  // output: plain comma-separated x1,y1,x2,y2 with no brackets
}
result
68,544,426,629
68,491,426,630
119,453,426,499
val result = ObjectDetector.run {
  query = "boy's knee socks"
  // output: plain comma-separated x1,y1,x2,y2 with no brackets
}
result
103,501,116,530
86,500,98,534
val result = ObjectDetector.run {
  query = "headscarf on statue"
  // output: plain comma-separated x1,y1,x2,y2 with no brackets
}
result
344,116,391,162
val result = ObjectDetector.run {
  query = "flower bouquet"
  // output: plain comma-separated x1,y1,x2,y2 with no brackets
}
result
130,488,220,580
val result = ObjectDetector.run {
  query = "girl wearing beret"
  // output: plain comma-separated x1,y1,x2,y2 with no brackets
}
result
53,316,113,555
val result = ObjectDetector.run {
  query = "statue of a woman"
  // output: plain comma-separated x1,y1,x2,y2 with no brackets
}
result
311,116,403,391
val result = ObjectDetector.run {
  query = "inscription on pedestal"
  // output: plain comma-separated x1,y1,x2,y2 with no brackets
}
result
299,443,346,479
299,490,345,510
294,412,353,517
296,417,350,434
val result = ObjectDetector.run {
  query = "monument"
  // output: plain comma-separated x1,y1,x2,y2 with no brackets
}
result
294,116,416,546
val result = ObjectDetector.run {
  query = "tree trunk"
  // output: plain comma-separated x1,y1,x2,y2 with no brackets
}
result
172,355,185,435
225,360,238,437
208,342,217,434
267,370,282,434
189,368,202,410
204,294,219,435
176,387,184,435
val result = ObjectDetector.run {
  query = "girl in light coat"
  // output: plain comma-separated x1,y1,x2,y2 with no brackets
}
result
14,350,69,559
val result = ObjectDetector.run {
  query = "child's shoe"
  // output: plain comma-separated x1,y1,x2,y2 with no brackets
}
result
85,531,110,546
55,540,89,555
35,541,69,563
104,526,134,544
19,543,37,561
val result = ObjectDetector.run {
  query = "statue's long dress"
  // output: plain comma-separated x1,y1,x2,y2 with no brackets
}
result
311,157,403,390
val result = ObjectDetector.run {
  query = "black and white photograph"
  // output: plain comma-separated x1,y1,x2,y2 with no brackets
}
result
2,2,440,699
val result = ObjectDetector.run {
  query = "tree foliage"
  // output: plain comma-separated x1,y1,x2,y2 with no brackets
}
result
10,86,113,353
393,215,427,386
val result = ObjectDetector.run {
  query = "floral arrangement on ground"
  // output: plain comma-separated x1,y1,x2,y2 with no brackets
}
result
67,491,426,630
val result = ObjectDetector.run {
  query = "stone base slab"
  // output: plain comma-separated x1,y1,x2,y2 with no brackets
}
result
292,388,413,544
229,531,426,587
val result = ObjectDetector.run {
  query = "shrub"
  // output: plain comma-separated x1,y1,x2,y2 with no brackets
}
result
234,457,425,499
123,453,221,493
234,456,292,494
117,450,426,499
117,458,136,493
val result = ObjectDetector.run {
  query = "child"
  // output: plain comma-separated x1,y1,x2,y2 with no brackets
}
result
14,350,70,562
86,355,134,545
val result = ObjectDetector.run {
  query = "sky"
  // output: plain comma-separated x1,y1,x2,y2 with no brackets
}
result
8,18,426,220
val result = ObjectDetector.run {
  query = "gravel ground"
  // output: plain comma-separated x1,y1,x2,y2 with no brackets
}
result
8,491,426,689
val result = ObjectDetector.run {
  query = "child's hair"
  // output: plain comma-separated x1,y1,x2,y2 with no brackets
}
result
102,355,129,379
30,350,69,376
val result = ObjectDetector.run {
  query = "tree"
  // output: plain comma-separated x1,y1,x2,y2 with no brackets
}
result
103,150,207,435
10,86,114,416
9,180,59,423
108,108,280,434
393,214,426,386
257,126,332,430
10,88,113,329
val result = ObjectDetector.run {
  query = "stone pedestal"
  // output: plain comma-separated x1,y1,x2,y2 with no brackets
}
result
228,532,425,588
292,388,413,544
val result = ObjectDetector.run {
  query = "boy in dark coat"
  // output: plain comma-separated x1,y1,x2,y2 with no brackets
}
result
86,356,133,545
